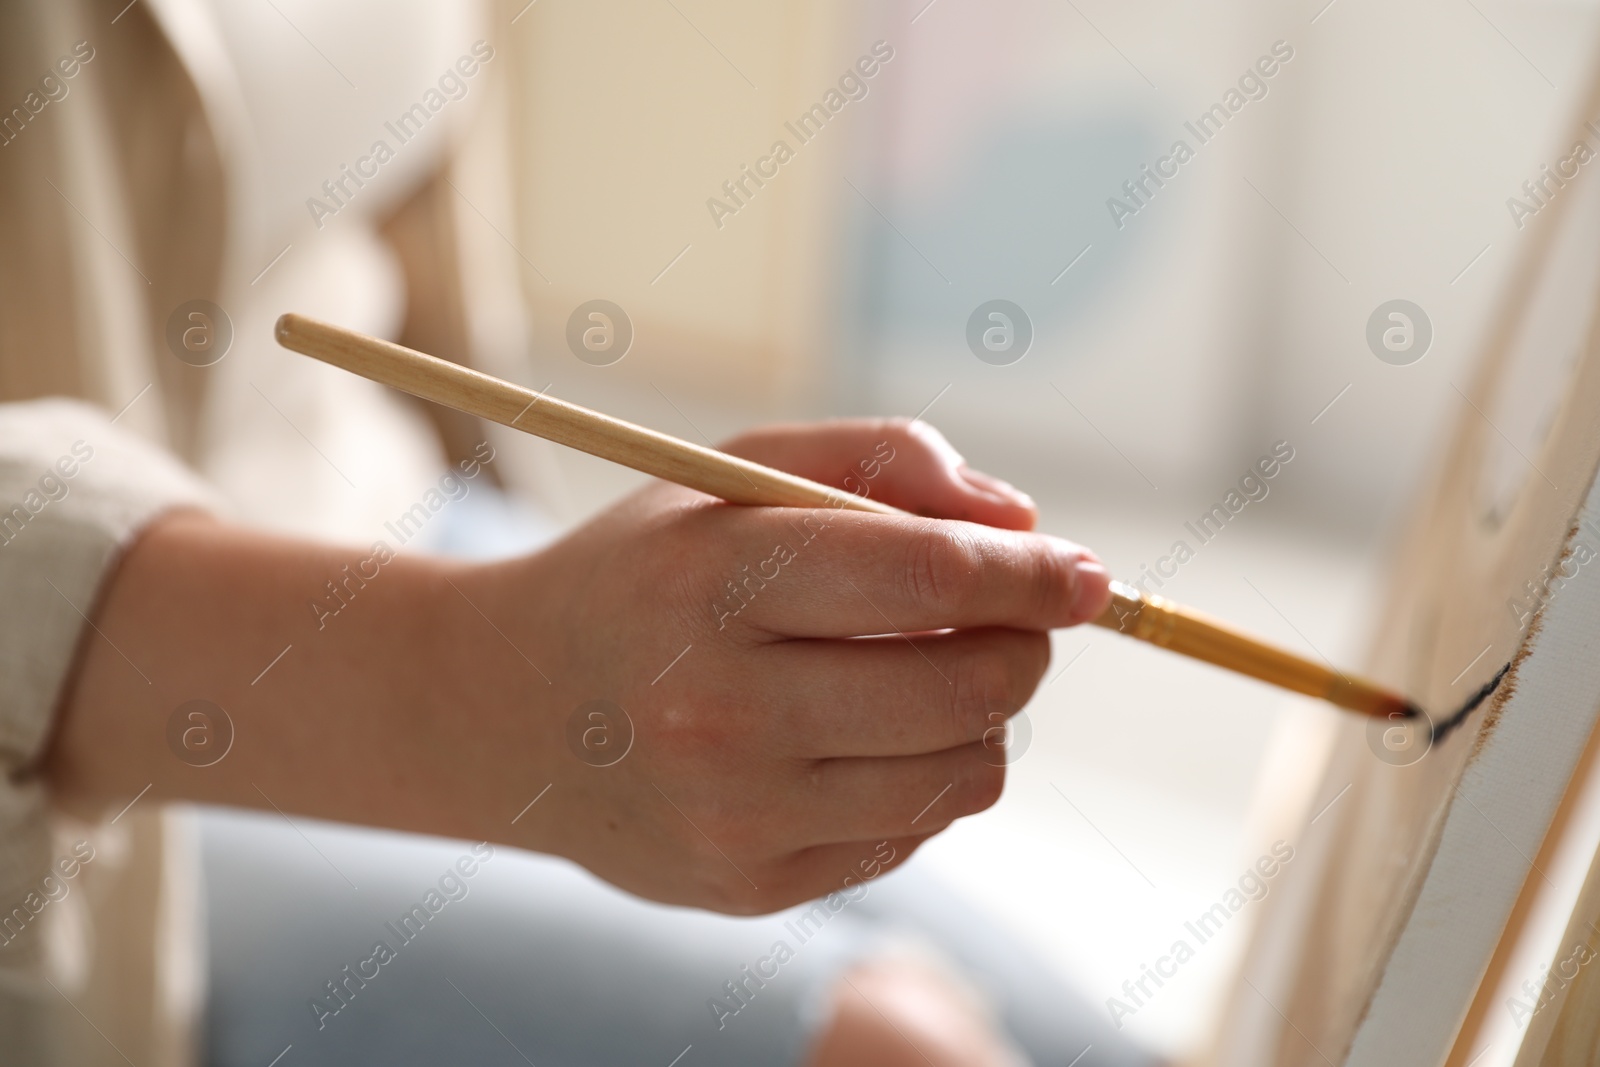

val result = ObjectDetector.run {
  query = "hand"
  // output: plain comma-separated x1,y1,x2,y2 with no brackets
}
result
477,418,1110,913
47,419,1107,920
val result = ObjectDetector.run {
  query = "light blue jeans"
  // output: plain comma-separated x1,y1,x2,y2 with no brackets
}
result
198,488,1156,1066
197,807,1156,1067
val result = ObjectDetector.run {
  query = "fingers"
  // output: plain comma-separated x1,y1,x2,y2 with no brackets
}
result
719,418,1038,531
704,508,1110,638
704,834,931,916
781,741,1007,849
753,629,1049,758
762,834,930,909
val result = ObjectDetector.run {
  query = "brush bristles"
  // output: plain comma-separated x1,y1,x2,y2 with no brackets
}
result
1356,687,1420,723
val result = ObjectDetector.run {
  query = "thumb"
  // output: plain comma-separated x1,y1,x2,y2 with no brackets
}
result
718,418,1039,531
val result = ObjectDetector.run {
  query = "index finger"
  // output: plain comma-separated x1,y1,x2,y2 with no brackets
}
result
706,508,1110,638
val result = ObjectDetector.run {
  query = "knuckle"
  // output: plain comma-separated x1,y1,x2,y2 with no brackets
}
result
865,416,956,470
873,415,916,445
649,699,722,761
900,528,980,611
896,416,953,456
1026,539,1078,620
799,758,832,798
643,512,743,639
668,563,727,638
949,649,1017,741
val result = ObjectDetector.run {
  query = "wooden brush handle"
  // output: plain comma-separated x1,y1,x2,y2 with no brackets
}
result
275,313,901,516
1090,582,1410,718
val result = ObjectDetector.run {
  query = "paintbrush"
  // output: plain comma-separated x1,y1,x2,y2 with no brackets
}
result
274,313,1422,724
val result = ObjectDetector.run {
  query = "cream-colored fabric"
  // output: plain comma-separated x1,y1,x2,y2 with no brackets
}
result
0,0,506,1062
0,400,217,1065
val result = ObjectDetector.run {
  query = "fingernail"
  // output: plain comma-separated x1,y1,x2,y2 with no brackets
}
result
1071,560,1112,621
958,467,1034,509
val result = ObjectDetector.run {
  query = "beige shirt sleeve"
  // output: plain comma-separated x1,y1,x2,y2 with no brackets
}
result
0,397,215,976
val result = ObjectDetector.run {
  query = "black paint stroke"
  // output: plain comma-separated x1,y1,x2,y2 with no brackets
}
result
1428,662,1512,745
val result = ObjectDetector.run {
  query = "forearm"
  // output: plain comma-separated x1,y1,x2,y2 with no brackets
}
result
43,511,556,845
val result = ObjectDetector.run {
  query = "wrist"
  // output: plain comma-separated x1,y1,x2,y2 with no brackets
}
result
425,547,572,853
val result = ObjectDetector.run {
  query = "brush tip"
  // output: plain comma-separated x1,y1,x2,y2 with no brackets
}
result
1368,692,1423,721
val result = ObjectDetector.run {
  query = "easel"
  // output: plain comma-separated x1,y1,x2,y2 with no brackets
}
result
1205,44,1600,1067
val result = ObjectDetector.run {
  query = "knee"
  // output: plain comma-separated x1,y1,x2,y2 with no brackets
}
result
804,956,1025,1067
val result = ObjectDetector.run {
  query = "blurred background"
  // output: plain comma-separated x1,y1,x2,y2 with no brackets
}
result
58,0,1600,1059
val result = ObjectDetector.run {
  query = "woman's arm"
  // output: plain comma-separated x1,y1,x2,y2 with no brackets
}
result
45,418,1110,914
44,507,523,843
